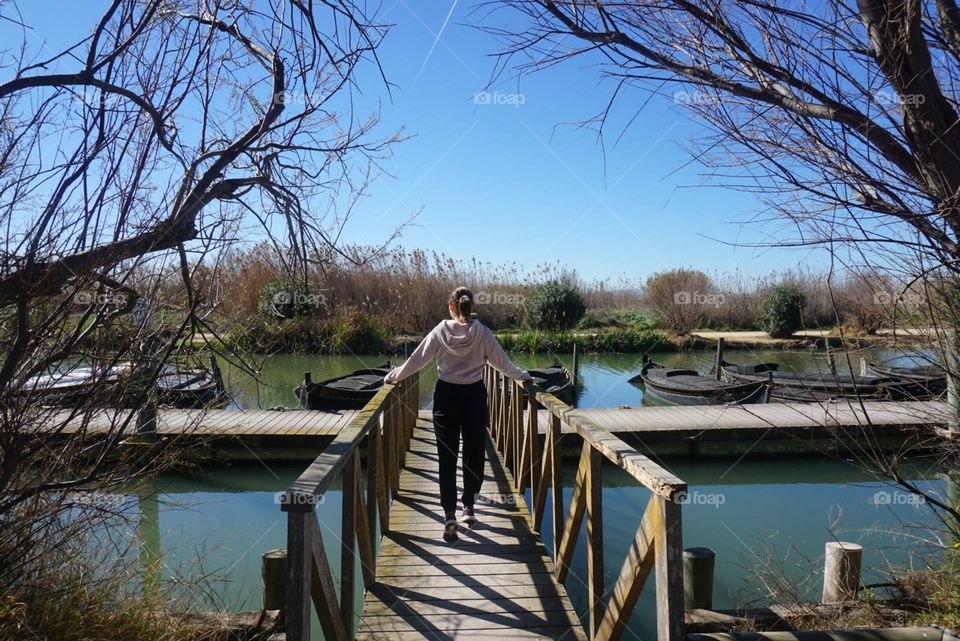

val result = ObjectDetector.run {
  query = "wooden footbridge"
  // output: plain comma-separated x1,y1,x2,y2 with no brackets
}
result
280,366,688,641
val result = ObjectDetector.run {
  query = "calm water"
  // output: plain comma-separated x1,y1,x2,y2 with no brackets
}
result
108,349,946,640
219,346,938,409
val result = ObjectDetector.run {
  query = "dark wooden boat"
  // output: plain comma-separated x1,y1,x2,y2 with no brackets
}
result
719,361,930,402
633,361,768,406
861,361,947,398
16,362,133,405
527,361,575,402
295,362,392,410
156,363,226,409
17,358,227,408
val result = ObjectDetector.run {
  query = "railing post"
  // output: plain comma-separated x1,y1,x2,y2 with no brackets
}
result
285,510,312,641
365,426,380,563
655,495,685,641
341,453,357,638
527,383,540,496
501,374,512,474
375,409,390,533
390,392,401,497
512,379,523,482
551,413,563,556
586,445,604,640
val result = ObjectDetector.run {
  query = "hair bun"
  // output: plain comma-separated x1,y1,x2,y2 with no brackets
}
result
459,294,470,303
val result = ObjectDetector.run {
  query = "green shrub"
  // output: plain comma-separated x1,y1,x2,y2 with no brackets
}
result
497,328,671,353
523,281,586,330
326,309,389,354
257,277,326,320
759,285,806,338
576,309,653,330
226,310,388,354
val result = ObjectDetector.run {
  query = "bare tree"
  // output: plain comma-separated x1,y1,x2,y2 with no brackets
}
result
484,0,960,572
485,1,960,272
0,0,398,597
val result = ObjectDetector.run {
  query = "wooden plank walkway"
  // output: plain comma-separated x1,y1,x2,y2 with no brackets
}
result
356,417,588,641
513,400,948,435
45,408,358,436
46,400,946,439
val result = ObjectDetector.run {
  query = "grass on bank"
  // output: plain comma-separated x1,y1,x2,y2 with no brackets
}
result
0,574,231,641
496,327,673,353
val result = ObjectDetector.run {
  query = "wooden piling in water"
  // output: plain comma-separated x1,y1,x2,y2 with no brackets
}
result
572,343,580,386
714,338,725,380
822,541,862,603
683,547,715,610
261,549,287,611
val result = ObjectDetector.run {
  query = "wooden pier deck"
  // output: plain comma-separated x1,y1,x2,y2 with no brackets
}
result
50,407,358,436
356,418,587,641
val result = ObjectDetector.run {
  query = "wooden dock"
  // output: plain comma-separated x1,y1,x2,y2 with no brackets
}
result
49,407,358,436
46,398,948,459
356,420,587,641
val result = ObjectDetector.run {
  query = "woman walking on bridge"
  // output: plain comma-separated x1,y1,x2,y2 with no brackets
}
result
385,286,531,542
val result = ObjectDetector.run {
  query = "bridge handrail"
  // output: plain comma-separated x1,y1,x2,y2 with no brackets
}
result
281,373,419,641
484,363,686,641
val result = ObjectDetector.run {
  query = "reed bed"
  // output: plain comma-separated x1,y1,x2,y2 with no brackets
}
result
190,245,926,351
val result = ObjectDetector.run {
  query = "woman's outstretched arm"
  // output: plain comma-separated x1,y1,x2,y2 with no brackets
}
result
384,328,440,384
482,326,531,380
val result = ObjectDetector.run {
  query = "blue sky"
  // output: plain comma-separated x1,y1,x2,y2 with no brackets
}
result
340,0,828,281
7,1,828,282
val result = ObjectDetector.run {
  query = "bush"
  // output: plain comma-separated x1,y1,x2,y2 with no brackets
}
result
326,309,390,354
643,269,714,335
257,277,325,320
759,285,806,338
497,328,672,353
226,309,389,354
576,309,653,330
523,281,586,330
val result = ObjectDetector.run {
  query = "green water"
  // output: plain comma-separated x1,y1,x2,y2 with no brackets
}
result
113,349,946,639
219,346,938,409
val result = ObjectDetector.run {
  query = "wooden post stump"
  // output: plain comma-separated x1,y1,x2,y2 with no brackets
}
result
822,541,862,603
262,549,287,611
683,547,715,610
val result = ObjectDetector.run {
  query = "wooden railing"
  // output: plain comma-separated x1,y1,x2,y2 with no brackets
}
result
483,364,688,641
281,374,419,641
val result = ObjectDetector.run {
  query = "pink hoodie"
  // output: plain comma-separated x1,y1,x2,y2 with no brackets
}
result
384,319,530,385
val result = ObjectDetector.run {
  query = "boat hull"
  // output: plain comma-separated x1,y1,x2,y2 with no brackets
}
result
638,362,768,406
295,363,392,410
720,361,933,402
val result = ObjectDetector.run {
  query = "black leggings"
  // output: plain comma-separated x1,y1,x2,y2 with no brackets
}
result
432,379,488,514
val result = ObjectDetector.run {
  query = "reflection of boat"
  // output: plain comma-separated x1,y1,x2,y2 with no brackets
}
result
527,361,575,402
861,360,947,398
633,360,768,406
719,360,931,402
294,363,392,410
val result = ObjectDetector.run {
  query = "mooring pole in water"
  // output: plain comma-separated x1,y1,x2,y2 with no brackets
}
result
298,372,312,409
138,488,161,597
572,343,579,386
209,353,225,397
822,541,862,603
683,547,715,610
262,549,287,612
136,391,158,435
714,337,725,380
